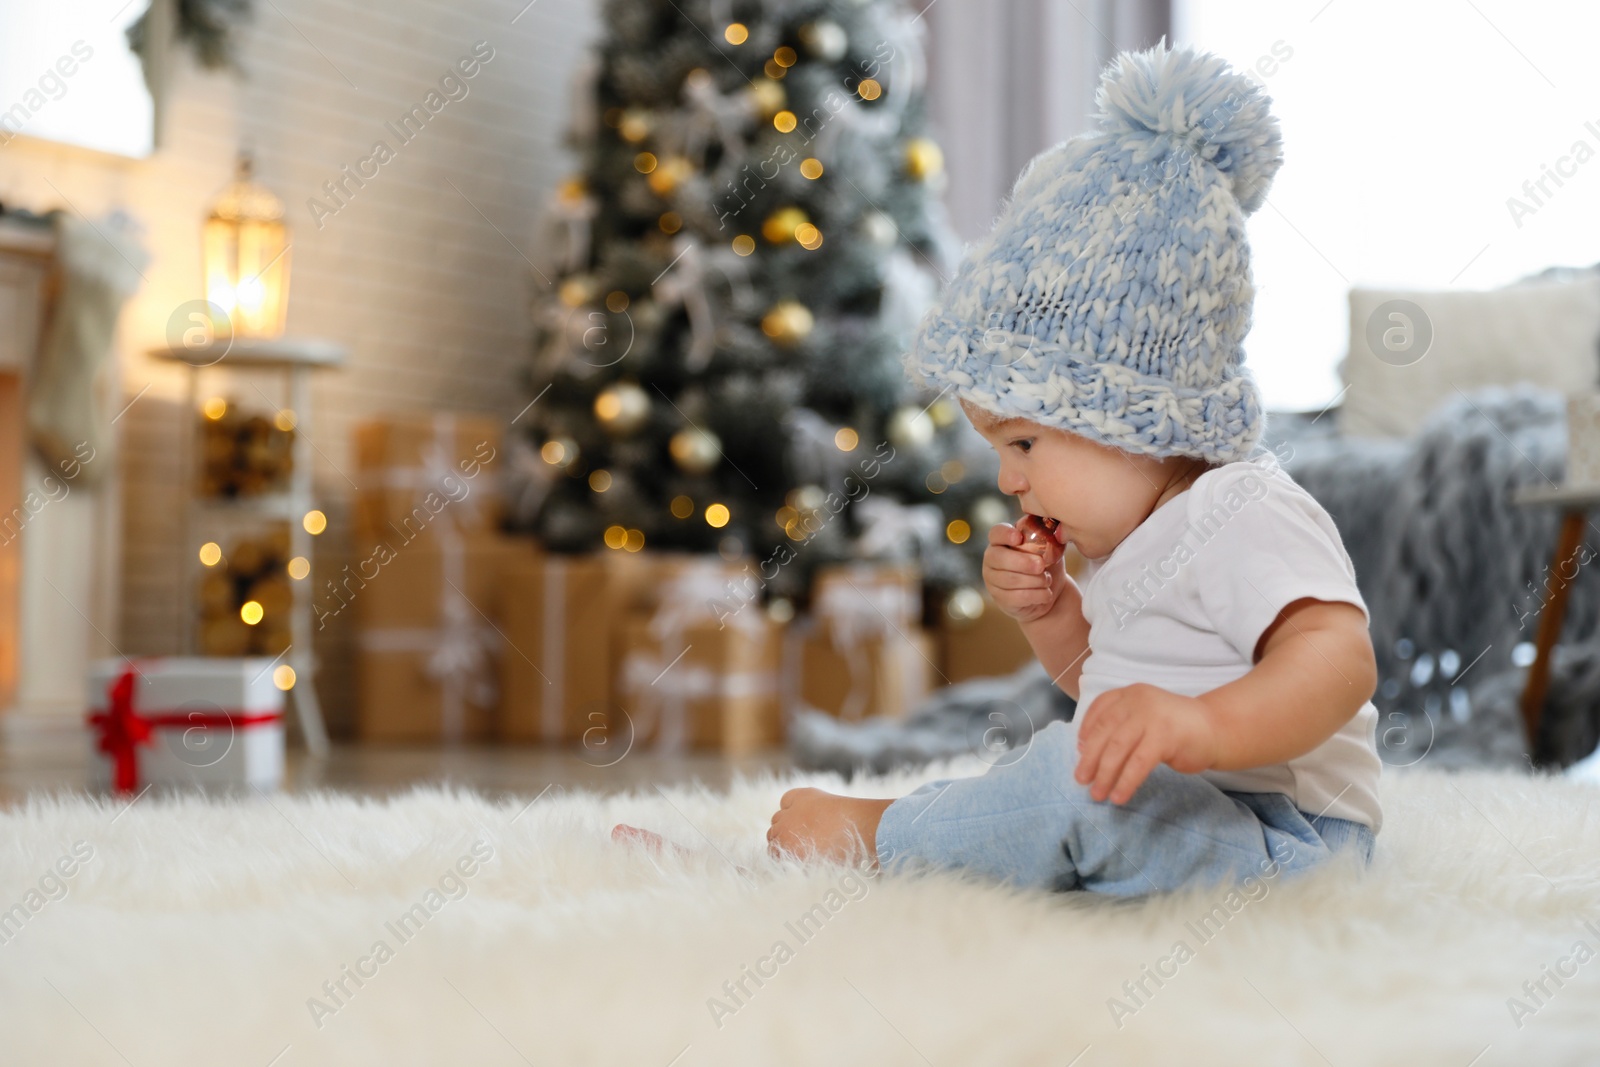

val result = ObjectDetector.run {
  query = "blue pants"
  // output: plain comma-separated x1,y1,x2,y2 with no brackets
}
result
874,720,1376,897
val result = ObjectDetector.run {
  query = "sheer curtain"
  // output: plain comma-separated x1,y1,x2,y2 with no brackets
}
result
1174,0,1600,410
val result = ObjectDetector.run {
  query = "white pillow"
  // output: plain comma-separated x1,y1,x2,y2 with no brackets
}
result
1337,274,1600,438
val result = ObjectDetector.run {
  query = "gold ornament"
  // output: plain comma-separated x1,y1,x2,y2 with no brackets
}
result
762,206,810,244
887,405,935,449
618,108,652,143
559,274,599,308
904,137,944,181
761,301,814,346
747,80,785,119
647,155,695,197
669,426,722,474
594,381,650,435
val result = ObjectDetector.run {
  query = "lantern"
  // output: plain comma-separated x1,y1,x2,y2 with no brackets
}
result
204,154,291,340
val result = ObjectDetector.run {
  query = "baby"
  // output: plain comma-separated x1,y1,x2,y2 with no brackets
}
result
761,41,1384,896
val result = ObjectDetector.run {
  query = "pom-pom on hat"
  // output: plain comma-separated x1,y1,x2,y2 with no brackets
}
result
905,39,1284,464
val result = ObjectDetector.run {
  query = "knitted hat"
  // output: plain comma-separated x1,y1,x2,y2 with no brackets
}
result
904,39,1284,464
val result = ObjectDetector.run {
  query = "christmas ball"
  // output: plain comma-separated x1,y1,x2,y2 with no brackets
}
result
648,156,695,197
861,211,898,248
541,436,579,468
945,585,986,623
971,495,1012,533
746,80,785,119
762,206,810,244
618,108,653,143
669,426,722,474
904,137,945,180
559,274,599,308
594,381,650,435
1016,513,1064,569
798,20,849,61
761,301,814,346
887,405,935,450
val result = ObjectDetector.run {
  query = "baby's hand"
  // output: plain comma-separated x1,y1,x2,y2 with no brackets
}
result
983,522,1066,623
1073,683,1222,805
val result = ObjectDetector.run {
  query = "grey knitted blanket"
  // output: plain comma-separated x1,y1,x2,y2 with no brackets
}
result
790,384,1600,776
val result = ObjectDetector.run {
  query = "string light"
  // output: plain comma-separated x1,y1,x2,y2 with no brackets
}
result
773,110,797,133
604,524,628,549
203,397,227,420
731,235,755,256
240,600,265,625
671,495,694,518
273,665,296,690
634,152,657,173
834,428,858,451
800,158,824,179
589,470,613,492
724,22,748,44
302,510,326,535
199,542,222,566
274,409,296,431
287,556,310,580
705,503,730,528
947,519,971,544
857,78,882,100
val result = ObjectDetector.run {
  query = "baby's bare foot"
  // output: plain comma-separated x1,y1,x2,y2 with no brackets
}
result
767,787,895,866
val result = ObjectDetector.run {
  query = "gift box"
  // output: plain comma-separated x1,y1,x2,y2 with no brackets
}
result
613,559,782,754
939,588,1039,684
1566,391,1600,488
352,411,504,546
785,562,936,721
86,657,286,792
353,531,524,742
499,548,759,744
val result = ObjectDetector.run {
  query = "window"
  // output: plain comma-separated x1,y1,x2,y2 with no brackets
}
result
0,0,155,158
1175,0,1600,410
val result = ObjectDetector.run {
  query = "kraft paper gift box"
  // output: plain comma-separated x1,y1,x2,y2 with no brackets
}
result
613,560,783,754
786,562,937,721
86,657,286,793
352,411,504,546
498,548,759,744
939,590,1039,684
353,531,523,742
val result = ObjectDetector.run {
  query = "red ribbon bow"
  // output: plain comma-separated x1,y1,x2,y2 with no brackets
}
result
88,665,153,793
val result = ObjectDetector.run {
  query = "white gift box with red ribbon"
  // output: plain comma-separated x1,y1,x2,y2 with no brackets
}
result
86,657,286,793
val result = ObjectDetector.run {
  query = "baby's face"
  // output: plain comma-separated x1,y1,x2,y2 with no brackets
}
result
960,398,1180,562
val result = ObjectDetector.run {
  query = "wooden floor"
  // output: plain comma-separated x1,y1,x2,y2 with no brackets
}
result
0,716,796,806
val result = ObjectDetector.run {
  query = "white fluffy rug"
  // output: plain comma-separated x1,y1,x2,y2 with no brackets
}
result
3,759,1598,1066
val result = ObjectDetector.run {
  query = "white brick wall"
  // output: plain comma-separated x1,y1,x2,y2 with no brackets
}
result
0,0,598,732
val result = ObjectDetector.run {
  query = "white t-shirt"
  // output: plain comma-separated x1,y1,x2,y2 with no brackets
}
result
1072,453,1384,833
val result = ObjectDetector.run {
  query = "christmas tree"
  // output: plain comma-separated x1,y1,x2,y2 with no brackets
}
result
510,0,1012,612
